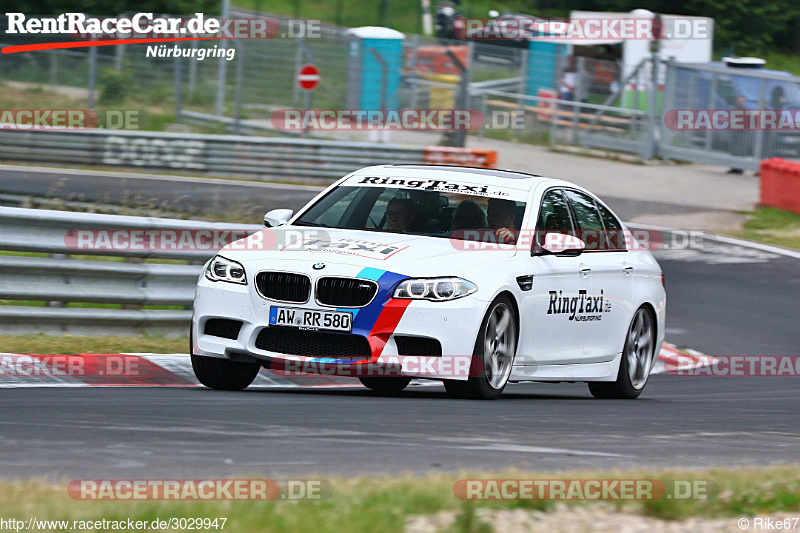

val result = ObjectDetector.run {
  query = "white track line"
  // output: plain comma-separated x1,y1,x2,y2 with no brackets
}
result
627,222,800,260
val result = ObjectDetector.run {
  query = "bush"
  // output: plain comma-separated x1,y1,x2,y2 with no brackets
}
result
98,68,135,105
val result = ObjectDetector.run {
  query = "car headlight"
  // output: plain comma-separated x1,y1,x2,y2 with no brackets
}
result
393,277,477,301
205,255,247,285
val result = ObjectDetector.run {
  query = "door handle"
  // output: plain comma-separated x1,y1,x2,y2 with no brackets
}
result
579,265,592,276
623,265,634,275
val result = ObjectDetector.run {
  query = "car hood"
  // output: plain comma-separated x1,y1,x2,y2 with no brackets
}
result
218,226,516,276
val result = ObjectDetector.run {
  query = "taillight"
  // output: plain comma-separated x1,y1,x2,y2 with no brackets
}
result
661,272,665,288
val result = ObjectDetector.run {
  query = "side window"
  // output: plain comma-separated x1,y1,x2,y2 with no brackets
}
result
535,189,575,248
596,201,627,251
564,190,606,251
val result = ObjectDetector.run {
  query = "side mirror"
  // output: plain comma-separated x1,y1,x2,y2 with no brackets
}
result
535,233,586,256
264,209,293,227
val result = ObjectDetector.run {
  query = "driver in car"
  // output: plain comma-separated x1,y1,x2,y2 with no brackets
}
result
385,197,414,232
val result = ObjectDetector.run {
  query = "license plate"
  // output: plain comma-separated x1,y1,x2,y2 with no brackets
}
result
269,306,352,332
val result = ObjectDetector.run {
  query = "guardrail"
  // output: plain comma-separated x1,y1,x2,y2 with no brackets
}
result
0,206,261,336
0,129,497,181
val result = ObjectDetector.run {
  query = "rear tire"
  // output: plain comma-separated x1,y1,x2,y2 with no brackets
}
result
359,377,411,395
589,306,655,399
191,354,260,391
444,295,517,400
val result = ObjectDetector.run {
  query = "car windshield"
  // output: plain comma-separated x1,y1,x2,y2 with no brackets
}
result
294,185,527,243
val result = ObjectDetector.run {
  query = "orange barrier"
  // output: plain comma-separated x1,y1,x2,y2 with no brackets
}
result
406,46,470,75
760,158,800,214
423,147,498,168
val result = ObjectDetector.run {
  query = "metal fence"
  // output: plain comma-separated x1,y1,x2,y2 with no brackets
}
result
2,16,799,169
659,61,800,171
0,206,261,336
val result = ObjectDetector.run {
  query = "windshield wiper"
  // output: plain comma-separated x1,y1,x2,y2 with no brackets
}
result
292,220,330,228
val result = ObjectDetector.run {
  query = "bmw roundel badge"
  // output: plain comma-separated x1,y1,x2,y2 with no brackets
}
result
313,263,325,270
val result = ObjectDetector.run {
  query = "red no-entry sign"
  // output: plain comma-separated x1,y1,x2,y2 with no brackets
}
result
297,64,320,91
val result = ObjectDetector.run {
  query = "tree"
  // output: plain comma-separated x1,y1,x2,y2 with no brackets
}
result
683,0,795,55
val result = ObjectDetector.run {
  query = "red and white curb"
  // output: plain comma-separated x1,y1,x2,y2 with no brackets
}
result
0,344,706,388
0,353,363,389
651,343,711,375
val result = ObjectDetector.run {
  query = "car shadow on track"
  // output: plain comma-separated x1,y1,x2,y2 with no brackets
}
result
200,385,603,401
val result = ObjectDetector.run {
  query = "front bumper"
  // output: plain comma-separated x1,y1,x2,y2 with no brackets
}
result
192,272,486,381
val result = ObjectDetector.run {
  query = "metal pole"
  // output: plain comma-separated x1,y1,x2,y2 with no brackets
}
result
293,37,304,108
478,92,486,138
518,48,528,95
368,48,389,112
408,35,420,110
88,46,97,110
115,43,125,70
175,49,183,123
659,58,677,146
234,42,245,134
753,77,767,161
704,74,718,153
572,56,584,145
188,40,198,94
443,41,472,147
214,0,231,116
646,52,660,159
49,52,57,88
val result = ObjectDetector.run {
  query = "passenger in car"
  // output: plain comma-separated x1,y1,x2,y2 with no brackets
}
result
453,199,487,231
487,198,518,244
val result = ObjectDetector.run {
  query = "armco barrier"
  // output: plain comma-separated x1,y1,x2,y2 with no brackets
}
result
0,129,498,181
0,206,261,336
760,158,800,214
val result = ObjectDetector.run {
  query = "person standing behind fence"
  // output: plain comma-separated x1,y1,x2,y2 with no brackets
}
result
560,64,577,103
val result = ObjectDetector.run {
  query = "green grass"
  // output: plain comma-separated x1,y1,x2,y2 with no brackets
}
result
729,207,800,250
0,334,189,354
0,466,798,531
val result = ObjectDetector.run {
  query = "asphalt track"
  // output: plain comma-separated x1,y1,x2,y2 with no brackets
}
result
0,165,719,221
1,166,799,478
0,165,322,216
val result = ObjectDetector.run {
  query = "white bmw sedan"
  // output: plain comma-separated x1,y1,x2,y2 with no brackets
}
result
192,165,665,399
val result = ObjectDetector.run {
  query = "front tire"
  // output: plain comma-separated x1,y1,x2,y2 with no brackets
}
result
359,377,412,395
191,354,260,391
589,306,655,399
444,295,517,400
